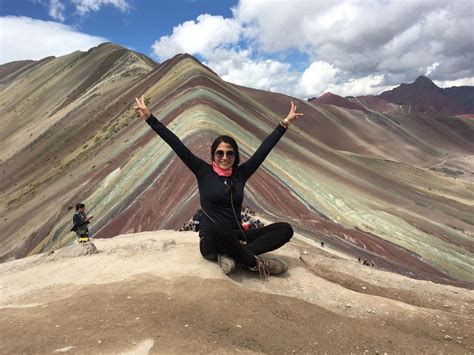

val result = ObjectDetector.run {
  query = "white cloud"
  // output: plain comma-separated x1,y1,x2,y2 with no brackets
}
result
152,14,241,61
150,0,473,97
233,0,331,53
233,0,473,85
49,0,66,22
206,53,391,98
435,77,474,88
381,23,424,58
3,0,469,99
221,60,297,93
425,62,441,76
0,16,106,64
233,0,441,54
326,75,393,97
378,47,438,73
293,63,393,98
295,61,339,98
203,47,250,76
204,48,298,94
47,0,130,20
71,0,130,16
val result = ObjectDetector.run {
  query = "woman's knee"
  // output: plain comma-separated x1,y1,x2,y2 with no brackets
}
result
200,235,218,260
207,224,241,253
274,222,293,241
272,222,294,242
201,252,217,261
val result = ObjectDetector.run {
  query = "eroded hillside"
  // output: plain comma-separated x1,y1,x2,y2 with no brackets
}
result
0,43,473,288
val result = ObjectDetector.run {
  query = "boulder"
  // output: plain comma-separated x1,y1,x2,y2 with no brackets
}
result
48,241,99,260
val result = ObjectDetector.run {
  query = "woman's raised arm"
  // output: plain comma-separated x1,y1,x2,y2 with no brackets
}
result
239,101,303,179
134,95,206,174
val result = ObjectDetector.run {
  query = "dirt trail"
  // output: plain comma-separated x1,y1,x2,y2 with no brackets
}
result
0,231,473,354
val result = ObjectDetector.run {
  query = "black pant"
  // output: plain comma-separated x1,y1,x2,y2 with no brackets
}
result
199,222,293,267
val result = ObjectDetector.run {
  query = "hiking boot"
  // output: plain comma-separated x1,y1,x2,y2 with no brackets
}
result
249,256,288,280
217,254,236,275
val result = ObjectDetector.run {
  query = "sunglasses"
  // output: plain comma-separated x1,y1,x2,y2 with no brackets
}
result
214,150,235,159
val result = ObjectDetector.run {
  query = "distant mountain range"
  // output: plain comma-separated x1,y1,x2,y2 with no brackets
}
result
0,43,473,288
310,75,474,116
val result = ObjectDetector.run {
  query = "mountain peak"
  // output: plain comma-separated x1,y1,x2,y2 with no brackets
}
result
413,75,438,89
378,74,466,114
319,92,336,99
309,91,369,113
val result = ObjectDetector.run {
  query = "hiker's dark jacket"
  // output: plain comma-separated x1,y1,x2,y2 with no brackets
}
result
71,211,90,236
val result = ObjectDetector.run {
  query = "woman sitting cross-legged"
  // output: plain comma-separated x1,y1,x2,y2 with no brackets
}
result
134,96,303,279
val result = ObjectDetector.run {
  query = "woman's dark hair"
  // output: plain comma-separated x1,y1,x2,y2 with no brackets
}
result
210,135,240,169
76,203,85,211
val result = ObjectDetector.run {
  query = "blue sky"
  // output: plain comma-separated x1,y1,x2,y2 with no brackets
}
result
1,0,473,98
1,0,236,55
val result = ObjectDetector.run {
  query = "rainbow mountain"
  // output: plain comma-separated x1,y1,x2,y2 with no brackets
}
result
0,43,473,288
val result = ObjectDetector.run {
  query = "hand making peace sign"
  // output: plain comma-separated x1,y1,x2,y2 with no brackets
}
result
283,101,304,125
134,95,151,120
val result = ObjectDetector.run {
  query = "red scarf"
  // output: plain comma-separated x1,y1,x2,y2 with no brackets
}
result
212,161,232,177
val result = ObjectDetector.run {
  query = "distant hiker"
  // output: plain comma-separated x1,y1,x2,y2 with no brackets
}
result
321,241,325,248
192,208,202,232
179,218,199,232
71,203,93,243
134,95,303,279
358,257,361,263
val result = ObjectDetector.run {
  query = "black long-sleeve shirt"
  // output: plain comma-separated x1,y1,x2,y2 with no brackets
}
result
71,211,89,234
146,114,287,235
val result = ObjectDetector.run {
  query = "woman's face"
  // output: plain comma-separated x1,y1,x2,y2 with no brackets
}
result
213,142,235,170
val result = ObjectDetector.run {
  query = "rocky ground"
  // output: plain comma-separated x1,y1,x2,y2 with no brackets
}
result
0,231,472,354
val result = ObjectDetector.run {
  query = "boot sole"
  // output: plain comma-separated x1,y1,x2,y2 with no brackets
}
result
218,255,236,274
